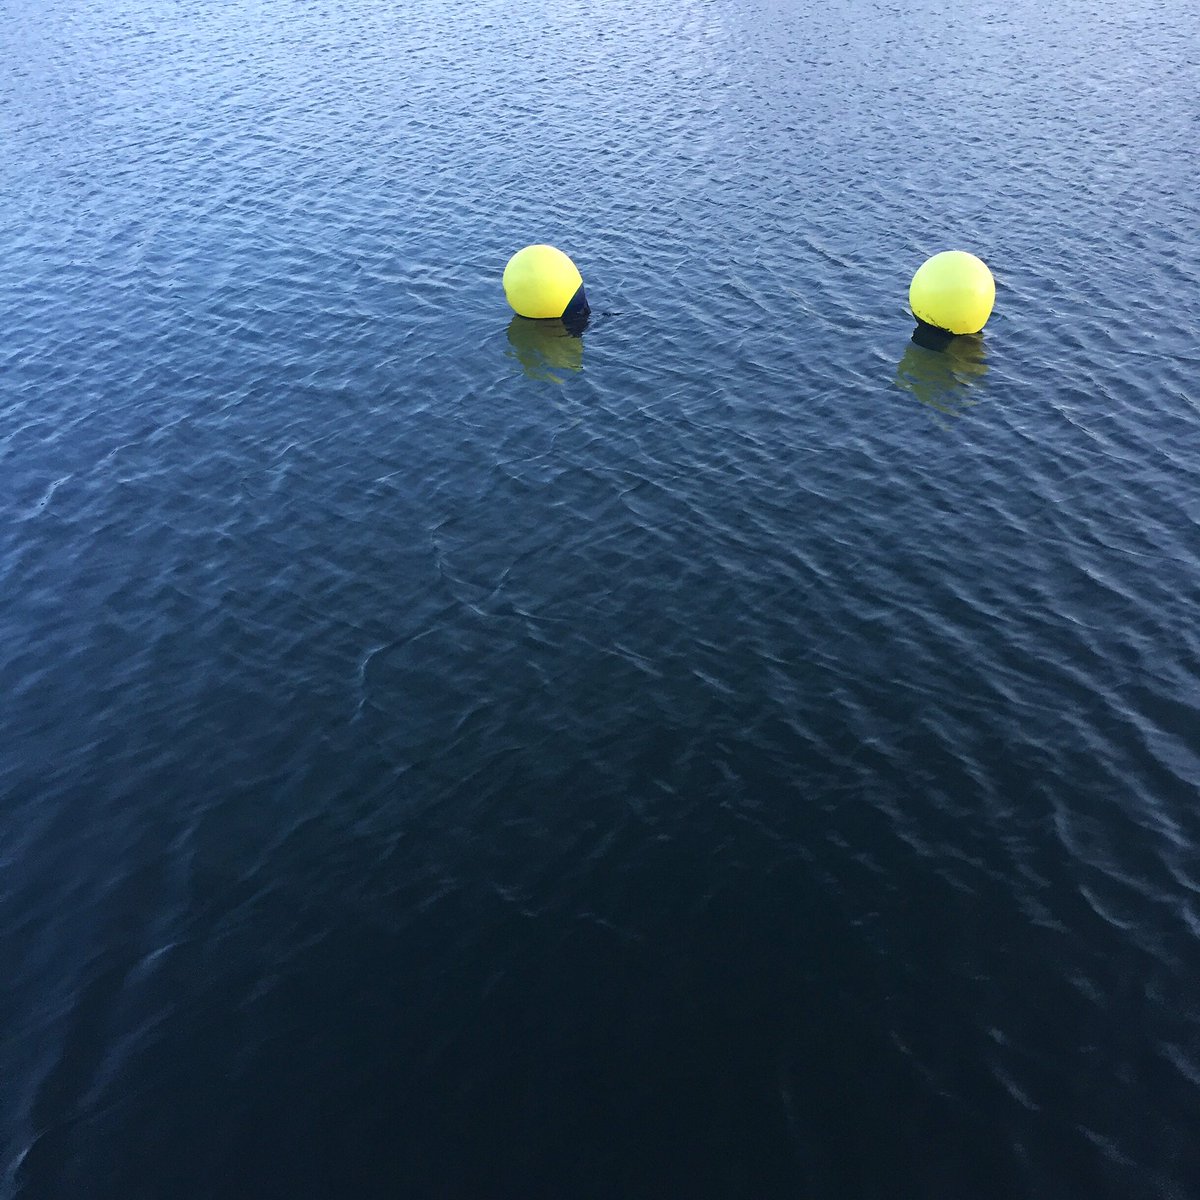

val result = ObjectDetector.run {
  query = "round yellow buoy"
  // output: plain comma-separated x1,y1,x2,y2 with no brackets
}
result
503,244,588,321
909,250,995,335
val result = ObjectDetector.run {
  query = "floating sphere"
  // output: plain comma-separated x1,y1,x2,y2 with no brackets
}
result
503,244,588,321
909,250,995,335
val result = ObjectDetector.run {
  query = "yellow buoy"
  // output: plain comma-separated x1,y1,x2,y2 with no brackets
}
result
909,250,995,335
503,244,588,321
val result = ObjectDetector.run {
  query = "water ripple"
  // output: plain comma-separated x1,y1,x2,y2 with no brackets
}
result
3,0,1200,1196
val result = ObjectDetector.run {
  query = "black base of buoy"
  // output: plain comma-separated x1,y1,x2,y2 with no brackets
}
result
911,320,957,352
561,284,590,336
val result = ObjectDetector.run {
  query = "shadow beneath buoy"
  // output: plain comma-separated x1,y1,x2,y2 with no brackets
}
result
893,325,989,426
505,314,588,382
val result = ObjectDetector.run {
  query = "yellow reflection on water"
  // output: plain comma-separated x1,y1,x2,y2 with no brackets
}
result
893,326,989,425
505,315,585,382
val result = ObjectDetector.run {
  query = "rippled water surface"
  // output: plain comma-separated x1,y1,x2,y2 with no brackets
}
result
3,0,1199,1196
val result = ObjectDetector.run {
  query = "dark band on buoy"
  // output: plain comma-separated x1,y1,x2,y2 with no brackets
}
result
561,283,590,335
911,320,957,351
563,283,589,320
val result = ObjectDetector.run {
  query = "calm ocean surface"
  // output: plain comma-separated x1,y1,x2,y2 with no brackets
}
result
3,0,1199,1196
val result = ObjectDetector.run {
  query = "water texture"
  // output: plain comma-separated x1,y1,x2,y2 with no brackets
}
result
2,0,1199,1196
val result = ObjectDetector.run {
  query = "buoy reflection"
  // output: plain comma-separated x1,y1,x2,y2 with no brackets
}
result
893,326,989,423
505,314,587,382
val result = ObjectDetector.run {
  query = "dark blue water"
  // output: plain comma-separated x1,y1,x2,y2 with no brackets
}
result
3,0,1199,1196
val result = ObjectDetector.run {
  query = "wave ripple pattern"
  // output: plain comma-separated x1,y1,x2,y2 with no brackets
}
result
2,0,1198,1198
